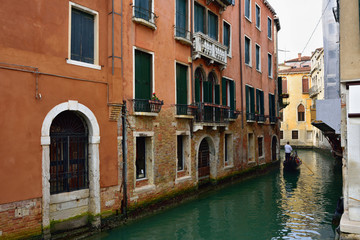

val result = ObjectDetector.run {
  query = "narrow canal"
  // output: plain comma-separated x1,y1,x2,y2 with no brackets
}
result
94,149,342,240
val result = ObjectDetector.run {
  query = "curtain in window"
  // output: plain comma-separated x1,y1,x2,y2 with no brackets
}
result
194,3,205,33
176,0,187,38
208,11,218,40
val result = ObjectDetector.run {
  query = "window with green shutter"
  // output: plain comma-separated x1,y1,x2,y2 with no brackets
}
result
215,84,220,105
176,63,188,105
245,37,251,65
176,0,187,38
256,89,264,115
246,85,255,114
222,78,235,110
135,0,152,21
135,50,152,100
229,80,235,111
222,78,227,106
71,8,95,64
208,11,218,40
194,3,205,34
223,22,231,54
195,68,203,103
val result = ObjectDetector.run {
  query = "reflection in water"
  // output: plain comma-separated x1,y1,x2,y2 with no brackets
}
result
94,150,342,240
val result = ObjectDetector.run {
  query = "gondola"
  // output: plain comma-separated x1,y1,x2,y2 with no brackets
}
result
283,151,302,171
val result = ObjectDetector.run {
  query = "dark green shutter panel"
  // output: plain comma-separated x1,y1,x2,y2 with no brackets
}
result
245,86,249,113
176,0,187,37
256,89,260,113
203,81,209,103
250,87,255,113
229,81,234,110
176,64,187,105
278,77,283,95
195,3,204,33
260,91,264,115
208,12,218,40
195,76,200,103
82,13,94,64
215,84,220,105
135,50,152,100
224,23,230,53
269,94,274,117
71,9,82,62
222,78,227,106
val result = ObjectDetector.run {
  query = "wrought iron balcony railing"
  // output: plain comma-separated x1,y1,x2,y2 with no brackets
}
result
130,99,163,113
195,102,230,123
246,112,256,122
256,114,266,123
175,104,197,116
226,109,241,120
132,6,157,29
269,116,277,124
193,32,227,68
174,26,192,44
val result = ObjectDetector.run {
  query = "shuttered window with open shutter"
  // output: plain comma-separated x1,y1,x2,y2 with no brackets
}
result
135,50,152,100
176,63,188,105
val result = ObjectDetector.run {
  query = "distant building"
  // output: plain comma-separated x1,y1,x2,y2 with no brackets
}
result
279,54,314,147
309,48,331,149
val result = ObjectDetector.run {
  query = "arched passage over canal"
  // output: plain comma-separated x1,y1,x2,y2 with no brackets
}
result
94,149,342,240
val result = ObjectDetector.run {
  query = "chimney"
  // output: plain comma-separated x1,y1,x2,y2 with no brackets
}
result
298,53,302,60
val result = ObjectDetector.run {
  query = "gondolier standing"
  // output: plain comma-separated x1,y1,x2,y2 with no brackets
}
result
284,141,293,162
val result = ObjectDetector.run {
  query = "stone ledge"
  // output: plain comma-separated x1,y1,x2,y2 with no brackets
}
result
341,211,360,235
175,176,192,184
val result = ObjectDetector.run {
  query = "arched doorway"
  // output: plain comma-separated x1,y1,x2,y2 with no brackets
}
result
272,135,278,161
198,138,210,178
50,111,88,194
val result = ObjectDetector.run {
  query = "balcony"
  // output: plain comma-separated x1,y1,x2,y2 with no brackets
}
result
279,94,290,109
206,0,234,12
195,103,231,124
174,27,192,46
130,99,164,115
256,114,266,123
132,6,157,30
175,104,197,117
309,85,319,98
193,32,227,69
246,112,256,122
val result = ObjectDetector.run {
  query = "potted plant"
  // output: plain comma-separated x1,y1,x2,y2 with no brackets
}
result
149,93,163,113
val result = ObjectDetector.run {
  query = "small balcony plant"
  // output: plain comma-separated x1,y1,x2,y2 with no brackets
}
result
149,93,163,113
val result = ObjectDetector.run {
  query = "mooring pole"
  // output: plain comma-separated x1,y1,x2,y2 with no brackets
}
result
122,100,128,219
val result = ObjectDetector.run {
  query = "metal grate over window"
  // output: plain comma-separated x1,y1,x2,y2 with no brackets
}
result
50,111,88,195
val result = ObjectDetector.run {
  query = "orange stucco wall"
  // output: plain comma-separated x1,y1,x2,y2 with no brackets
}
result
0,0,119,204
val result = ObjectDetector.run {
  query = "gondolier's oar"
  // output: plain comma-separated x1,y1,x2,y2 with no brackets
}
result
298,156,315,175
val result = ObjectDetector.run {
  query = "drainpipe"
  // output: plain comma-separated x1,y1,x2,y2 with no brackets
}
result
191,0,194,103
121,100,128,218
239,1,244,129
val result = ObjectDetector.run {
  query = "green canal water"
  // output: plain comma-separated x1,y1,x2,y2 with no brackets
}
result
94,149,342,240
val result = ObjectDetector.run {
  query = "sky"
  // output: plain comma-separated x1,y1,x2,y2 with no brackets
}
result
269,0,324,63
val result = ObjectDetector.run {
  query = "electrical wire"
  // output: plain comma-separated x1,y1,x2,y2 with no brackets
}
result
301,0,332,55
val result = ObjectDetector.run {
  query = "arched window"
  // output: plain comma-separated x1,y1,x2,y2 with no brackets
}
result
298,104,305,121
195,68,205,103
50,111,88,194
204,72,217,104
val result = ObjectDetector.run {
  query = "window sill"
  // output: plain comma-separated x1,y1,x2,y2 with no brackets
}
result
66,59,101,70
175,115,194,119
50,189,90,204
133,112,159,117
175,36,192,46
246,120,256,123
245,63,252,68
268,37,273,41
245,16,252,23
224,164,234,170
134,184,156,194
256,69,262,74
256,27,261,32
175,176,192,184
132,17,156,30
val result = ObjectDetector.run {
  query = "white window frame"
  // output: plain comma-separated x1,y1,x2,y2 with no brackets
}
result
255,3,261,30
267,16,273,40
244,0,252,22
133,47,155,99
224,133,234,168
245,35,252,67
268,52,273,78
255,43,261,72
67,2,100,70
223,20,232,58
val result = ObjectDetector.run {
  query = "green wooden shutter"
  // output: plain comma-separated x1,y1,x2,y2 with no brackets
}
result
229,81,234,110
71,9,82,62
176,0,187,37
256,89,260,113
195,3,204,33
82,12,94,64
260,91,264,115
222,78,227,106
203,81,210,103
176,64,187,105
250,87,255,113
245,85,249,113
215,84,220,105
195,76,200,103
135,50,152,100
223,23,230,54
208,12,218,40
269,94,274,117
